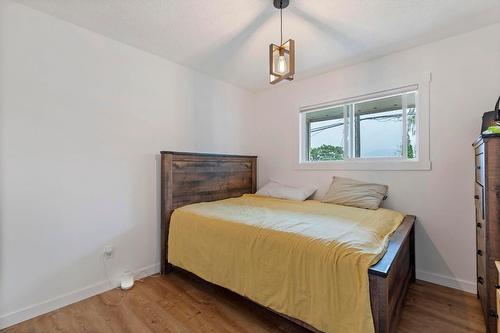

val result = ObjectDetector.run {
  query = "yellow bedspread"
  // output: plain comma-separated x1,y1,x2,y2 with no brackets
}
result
168,194,404,333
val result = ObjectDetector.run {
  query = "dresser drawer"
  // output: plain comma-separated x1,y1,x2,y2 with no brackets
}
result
477,220,486,253
475,183,485,222
479,273,488,311
475,142,484,185
477,249,486,284
476,152,485,185
475,141,484,155
477,217,487,312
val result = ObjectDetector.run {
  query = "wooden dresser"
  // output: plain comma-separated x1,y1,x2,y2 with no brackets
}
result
473,136,500,333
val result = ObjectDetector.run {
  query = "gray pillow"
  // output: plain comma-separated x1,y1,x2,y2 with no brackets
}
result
321,177,388,210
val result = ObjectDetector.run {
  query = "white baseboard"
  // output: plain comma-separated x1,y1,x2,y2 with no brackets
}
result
416,269,476,294
0,263,160,330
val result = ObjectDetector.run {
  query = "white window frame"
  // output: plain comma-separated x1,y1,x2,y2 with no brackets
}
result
297,77,431,171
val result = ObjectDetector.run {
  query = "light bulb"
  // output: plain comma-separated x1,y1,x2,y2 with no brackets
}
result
277,55,287,74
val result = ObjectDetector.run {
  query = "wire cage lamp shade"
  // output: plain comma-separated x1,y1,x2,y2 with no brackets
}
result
269,40,295,84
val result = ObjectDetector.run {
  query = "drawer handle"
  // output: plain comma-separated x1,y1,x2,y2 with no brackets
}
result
478,276,484,284
476,222,482,228
474,195,480,200
477,250,483,256
488,309,499,318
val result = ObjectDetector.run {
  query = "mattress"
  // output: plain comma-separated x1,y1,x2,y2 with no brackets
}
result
168,194,404,333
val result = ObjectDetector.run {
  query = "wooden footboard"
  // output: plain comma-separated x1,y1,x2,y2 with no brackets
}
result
369,215,416,333
160,151,416,333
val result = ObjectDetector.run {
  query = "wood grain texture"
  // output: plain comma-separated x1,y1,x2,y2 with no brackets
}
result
160,152,257,275
2,275,485,333
473,136,500,333
369,217,415,333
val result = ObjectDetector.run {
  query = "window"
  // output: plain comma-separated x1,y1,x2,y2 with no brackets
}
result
302,88,418,163
307,105,348,161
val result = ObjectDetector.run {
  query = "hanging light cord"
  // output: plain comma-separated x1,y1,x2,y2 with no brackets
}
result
280,6,283,46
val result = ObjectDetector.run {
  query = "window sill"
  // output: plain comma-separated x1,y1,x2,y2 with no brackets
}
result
295,159,431,171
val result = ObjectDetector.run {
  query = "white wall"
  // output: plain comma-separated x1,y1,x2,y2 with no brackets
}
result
0,1,254,328
252,24,500,293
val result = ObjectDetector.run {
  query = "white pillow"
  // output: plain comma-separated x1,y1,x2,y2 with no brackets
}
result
255,180,316,201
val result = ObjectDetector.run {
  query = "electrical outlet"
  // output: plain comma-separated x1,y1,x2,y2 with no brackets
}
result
103,246,114,259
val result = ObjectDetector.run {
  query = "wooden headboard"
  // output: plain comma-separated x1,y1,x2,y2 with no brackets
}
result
160,151,257,273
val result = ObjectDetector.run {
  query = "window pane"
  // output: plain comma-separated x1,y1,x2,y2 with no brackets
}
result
354,95,403,158
307,106,345,161
301,89,418,163
406,92,417,159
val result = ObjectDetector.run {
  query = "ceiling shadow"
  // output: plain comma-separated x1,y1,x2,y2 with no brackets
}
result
187,7,274,73
290,5,359,51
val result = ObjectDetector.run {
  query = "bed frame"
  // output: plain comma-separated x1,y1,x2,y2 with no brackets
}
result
160,151,415,333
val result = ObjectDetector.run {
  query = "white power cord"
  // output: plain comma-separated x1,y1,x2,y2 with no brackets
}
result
102,255,119,289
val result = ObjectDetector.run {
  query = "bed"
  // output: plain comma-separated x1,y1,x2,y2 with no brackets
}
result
160,151,415,333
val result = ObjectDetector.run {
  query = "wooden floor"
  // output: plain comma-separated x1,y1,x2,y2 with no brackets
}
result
2,270,485,333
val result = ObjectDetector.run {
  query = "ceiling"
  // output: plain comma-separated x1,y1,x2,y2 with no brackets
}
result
15,0,500,91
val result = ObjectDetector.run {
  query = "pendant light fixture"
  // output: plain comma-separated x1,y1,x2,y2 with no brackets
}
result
269,0,295,85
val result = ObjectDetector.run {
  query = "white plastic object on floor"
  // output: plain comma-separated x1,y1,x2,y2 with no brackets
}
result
120,271,134,290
